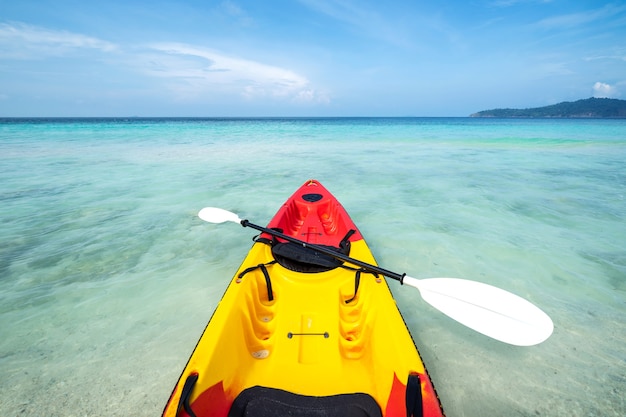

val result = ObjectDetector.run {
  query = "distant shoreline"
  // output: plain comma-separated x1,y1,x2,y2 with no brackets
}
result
470,97,626,118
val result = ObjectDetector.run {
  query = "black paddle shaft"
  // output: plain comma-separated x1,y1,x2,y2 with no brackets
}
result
240,219,406,284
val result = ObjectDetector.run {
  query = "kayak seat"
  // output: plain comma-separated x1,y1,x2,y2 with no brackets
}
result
267,229,355,273
228,386,382,417
271,242,346,273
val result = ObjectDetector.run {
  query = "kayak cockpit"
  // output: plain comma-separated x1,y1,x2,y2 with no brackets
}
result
257,229,355,273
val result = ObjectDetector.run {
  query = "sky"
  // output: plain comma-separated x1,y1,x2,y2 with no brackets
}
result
1,0,625,117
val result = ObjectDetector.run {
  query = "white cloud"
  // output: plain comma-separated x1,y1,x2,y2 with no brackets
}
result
533,4,626,30
0,22,117,59
295,88,330,104
220,0,254,27
0,22,329,107
490,0,554,8
537,61,574,76
584,54,626,62
298,0,411,47
142,43,329,103
592,82,619,98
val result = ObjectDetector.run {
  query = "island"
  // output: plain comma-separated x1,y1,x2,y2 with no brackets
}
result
470,97,626,118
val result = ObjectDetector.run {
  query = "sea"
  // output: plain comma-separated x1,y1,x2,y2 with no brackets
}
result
0,117,624,417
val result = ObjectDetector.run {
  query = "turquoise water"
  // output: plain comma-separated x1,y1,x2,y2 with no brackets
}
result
1,118,624,416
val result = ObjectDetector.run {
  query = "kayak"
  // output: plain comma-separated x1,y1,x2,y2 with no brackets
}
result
163,179,445,417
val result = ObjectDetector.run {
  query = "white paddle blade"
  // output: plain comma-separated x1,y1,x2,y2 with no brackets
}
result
403,277,553,346
198,207,242,224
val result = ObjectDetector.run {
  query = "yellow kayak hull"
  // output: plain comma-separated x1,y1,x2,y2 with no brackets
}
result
163,180,444,417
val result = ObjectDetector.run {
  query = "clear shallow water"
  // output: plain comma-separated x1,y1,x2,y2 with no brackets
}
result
1,118,624,416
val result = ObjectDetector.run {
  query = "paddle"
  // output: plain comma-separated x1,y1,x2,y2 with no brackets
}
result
198,207,554,347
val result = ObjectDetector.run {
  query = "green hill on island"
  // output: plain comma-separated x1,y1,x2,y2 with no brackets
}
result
470,97,626,118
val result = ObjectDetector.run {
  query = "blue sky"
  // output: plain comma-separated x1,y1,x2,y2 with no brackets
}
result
1,0,625,116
